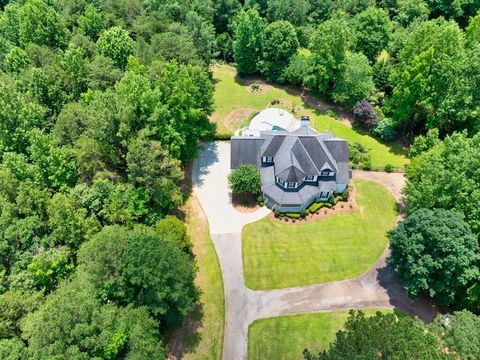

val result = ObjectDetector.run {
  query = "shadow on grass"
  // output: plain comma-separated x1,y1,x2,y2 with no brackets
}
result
167,303,205,359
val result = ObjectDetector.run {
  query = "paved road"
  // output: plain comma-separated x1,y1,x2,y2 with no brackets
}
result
192,142,434,360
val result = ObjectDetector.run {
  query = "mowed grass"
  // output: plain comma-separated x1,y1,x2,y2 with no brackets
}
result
168,196,224,360
242,180,398,290
248,309,398,360
211,64,408,171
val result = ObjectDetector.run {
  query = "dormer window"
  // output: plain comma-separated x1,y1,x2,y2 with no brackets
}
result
321,171,334,177
262,156,273,164
305,175,317,182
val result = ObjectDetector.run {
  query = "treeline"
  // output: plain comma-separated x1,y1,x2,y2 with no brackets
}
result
0,0,216,358
226,0,480,141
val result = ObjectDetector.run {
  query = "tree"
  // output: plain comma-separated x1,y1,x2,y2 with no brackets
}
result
408,128,440,157
126,136,183,216
228,164,261,195
389,208,480,306
0,290,42,339
352,7,391,61
77,4,104,41
404,132,480,233
213,0,241,34
4,46,30,74
395,0,430,26
18,0,69,49
27,247,74,292
332,52,374,109
305,18,349,95
216,32,234,62
86,55,123,90
233,9,264,75
186,11,216,65
304,310,444,359
353,99,378,129
389,18,475,135
259,20,299,81
155,215,192,253
21,277,166,359
96,26,135,69
466,11,480,47
348,142,372,170
266,0,310,26
433,310,480,359
280,50,310,85
77,225,198,326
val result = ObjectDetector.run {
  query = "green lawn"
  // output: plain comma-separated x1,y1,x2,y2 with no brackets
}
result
248,309,397,360
211,64,408,171
169,196,224,359
242,180,398,290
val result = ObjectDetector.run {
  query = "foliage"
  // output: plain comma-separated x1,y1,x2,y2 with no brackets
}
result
305,18,349,95
332,52,375,109
266,0,311,26
371,117,397,141
389,208,480,306
352,7,391,61
280,51,310,85
304,310,445,359
96,26,135,69
233,9,264,75
78,225,198,326
409,128,440,157
27,247,74,292
155,215,192,253
432,310,480,359
353,99,378,129
228,164,261,195
404,132,480,233
21,277,166,359
349,142,372,170
259,20,299,81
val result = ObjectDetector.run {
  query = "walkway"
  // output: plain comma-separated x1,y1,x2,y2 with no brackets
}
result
192,141,434,360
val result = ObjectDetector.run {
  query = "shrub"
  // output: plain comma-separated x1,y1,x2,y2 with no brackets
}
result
228,164,261,195
371,117,397,141
274,209,280,218
341,189,349,201
286,212,301,219
257,195,264,203
155,215,192,253
326,109,340,119
308,202,323,213
353,99,378,130
384,163,393,173
323,202,333,208
300,209,308,218
349,142,372,170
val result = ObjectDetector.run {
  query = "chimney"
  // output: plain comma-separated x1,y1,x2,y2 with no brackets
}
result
300,115,310,128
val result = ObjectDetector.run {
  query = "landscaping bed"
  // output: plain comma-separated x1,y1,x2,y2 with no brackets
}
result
271,184,357,224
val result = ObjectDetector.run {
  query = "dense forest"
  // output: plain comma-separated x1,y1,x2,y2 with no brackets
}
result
0,0,480,358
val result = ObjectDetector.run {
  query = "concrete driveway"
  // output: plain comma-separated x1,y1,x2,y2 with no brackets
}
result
192,141,434,360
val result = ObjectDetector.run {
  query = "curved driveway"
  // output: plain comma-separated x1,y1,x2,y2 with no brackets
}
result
192,141,434,360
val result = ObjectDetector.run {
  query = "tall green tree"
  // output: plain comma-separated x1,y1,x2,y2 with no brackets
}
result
404,132,480,233
18,0,69,49
96,26,134,69
304,310,444,359
352,7,391,61
78,225,198,326
389,18,475,135
266,0,310,26
305,18,349,95
259,20,299,82
233,9,264,75
389,208,479,306
332,52,374,109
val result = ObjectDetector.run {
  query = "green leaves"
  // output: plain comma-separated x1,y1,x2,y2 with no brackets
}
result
228,164,261,195
96,26,134,69
233,8,264,75
389,208,480,306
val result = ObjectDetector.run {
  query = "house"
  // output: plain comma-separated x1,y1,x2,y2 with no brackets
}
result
231,108,350,213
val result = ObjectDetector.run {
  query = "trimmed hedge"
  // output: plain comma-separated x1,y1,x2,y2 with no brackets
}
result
285,213,301,219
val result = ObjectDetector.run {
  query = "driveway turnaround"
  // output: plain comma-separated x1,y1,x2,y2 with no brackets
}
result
192,141,434,360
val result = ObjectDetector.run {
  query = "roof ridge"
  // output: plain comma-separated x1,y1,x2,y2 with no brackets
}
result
296,137,321,174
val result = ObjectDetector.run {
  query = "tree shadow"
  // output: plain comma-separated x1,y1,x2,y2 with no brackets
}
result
191,141,220,188
376,254,436,322
166,303,205,359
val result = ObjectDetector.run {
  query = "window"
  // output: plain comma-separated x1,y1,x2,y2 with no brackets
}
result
263,156,273,163
305,175,317,181
287,182,296,188
321,171,330,176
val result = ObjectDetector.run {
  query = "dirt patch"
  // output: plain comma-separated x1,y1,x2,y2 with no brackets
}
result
269,183,358,224
224,108,256,132
237,75,273,94
231,193,260,213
